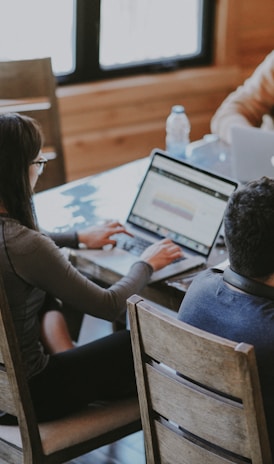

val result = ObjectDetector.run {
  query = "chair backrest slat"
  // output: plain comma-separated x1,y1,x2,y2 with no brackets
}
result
145,363,249,456
134,301,242,397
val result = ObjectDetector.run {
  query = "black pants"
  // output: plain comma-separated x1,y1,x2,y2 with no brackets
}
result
28,329,137,421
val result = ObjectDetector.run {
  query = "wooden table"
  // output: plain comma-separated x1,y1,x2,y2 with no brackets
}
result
34,140,231,311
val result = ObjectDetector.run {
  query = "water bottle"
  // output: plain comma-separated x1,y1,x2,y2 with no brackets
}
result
165,105,191,158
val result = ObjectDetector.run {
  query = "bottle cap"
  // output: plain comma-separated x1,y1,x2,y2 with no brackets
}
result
172,105,185,113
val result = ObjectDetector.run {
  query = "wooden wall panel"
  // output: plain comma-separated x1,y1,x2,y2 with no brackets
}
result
236,0,274,76
57,0,274,181
58,67,238,180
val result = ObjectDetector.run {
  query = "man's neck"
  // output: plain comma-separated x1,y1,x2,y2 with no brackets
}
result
0,207,7,214
256,274,274,288
223,266,274,299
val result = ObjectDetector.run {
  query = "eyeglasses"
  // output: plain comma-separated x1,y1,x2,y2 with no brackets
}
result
31,156,48,176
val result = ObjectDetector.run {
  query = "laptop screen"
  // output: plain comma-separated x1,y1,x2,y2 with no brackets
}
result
127,151,237,257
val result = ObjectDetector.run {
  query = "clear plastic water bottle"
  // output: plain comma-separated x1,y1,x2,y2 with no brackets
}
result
165,105,191,158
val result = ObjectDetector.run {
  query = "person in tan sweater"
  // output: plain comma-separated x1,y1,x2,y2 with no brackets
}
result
211,50,274,144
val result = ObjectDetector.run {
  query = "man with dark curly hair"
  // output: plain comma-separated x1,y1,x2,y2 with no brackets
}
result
178,176,274,455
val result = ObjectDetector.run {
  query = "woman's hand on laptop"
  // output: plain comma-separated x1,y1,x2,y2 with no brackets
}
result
140,238,183,271
77,220,132,249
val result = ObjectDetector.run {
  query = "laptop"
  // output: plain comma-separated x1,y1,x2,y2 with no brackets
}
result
230,126,274,183
77,149,238,283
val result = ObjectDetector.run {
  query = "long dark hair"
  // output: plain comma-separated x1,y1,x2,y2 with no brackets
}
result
0,113,43,229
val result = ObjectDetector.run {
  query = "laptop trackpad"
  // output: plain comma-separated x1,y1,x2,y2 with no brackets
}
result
149,255,205,283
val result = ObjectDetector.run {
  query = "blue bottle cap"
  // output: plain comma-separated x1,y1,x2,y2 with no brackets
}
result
172,105,185,113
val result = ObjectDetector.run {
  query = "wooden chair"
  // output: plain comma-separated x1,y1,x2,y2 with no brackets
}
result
0,274,141,464
128,294,272,464
0,57,66,192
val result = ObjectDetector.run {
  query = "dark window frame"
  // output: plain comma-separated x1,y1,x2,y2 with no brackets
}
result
58,0,216,86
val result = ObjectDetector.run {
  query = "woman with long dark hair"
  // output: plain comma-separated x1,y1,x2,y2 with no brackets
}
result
0,113,182,421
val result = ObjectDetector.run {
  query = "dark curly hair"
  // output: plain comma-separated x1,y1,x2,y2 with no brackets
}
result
224,176,274,278
0,113,43,229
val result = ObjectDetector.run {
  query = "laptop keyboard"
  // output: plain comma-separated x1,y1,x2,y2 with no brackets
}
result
113,233,185,262
114,234,153,256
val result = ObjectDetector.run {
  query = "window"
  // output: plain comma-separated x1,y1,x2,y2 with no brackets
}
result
0,0,215,85
99,0,212,69
0,0,76,77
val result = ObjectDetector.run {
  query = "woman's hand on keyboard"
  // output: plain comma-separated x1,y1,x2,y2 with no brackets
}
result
140,238,183,271
77,221,132,249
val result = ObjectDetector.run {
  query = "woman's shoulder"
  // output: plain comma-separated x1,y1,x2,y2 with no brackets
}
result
3,218,55,253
